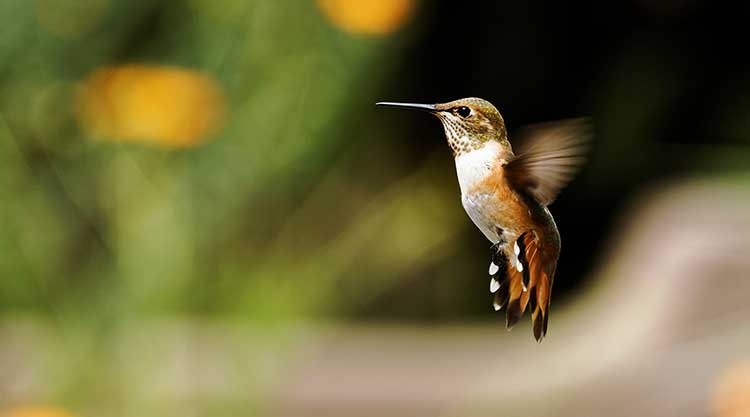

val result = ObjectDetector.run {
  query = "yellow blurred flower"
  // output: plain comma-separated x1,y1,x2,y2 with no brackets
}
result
0,406,75,417
317,0,417,36
711,360,750,417
75,64,226,148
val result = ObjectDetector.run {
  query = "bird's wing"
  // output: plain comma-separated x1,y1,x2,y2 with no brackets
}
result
504,118,591,206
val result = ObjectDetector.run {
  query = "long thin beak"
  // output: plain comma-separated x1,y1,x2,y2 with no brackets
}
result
375,101,436,112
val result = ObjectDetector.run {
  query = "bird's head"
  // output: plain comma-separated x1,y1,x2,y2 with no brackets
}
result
377,97,510,155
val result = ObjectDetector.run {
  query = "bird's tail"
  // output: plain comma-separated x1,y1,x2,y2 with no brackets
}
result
489,231,554,342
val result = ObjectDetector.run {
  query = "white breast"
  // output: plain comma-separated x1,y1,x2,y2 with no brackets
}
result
454,141,505,243
454,140,501,193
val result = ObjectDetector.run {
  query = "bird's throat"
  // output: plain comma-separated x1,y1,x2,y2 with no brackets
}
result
454,141,505,195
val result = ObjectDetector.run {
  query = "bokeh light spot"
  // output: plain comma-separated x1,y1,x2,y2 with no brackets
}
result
711,360,750,417
0,406,75,417
316,0,417,36
75,64,226,148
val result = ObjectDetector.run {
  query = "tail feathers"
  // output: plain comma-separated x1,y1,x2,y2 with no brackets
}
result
530,282,550,341
532,307,545,340
506,298,523,328
492,281,508,311
489,231,554,342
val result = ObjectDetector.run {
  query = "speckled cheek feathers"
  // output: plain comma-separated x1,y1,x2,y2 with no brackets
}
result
438,113,501,156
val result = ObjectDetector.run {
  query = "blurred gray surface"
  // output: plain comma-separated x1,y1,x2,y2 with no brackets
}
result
1,179,749,417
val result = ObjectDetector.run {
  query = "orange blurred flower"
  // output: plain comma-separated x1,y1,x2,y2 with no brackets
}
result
0,406,75,417
317,0,417,36
75,64,226,148
711,360,750,417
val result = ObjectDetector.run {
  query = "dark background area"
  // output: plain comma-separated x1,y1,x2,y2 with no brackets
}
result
366,0,750,319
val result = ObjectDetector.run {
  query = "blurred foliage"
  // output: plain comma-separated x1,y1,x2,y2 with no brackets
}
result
0,0,450,325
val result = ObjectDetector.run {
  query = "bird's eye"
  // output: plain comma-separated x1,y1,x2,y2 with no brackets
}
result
457,106,471,118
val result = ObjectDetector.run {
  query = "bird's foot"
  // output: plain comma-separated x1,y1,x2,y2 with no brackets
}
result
489,241,506,267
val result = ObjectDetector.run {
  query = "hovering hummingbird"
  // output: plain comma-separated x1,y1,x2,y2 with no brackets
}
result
377,98,590,341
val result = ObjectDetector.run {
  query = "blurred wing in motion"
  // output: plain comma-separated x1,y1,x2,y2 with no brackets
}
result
505,118,592,206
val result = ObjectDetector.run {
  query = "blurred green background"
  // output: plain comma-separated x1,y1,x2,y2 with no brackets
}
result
1,1,750,417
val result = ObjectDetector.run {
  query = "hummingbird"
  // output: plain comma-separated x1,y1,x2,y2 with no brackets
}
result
376,98,589,341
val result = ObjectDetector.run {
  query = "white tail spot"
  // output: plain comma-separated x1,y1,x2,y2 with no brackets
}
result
489,262,499,275
490,277,500,293
493,299,502,311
